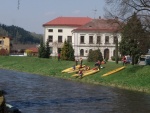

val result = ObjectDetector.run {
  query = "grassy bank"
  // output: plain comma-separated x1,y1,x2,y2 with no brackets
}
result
0,56,150,93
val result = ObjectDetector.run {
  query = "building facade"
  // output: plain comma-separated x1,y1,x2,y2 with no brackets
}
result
43,17,92,56
0,36,10,54
43,17,122,60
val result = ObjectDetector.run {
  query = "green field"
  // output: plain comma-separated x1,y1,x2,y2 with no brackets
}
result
0,56,150,93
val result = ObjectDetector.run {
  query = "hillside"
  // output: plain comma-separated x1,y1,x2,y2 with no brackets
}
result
0,24,42,44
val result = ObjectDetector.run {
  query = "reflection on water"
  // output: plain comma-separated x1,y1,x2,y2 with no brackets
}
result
0,69,150,113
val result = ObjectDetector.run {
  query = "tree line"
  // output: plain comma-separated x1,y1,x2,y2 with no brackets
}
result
0,24,41,44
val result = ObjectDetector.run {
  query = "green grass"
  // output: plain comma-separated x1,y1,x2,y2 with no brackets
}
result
0,56,150,93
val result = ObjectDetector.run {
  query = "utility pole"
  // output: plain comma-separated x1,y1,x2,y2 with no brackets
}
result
115,37,118,64
18,0,20,10
93,9,97,19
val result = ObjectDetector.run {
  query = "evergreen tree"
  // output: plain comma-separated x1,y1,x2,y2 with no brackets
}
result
61,40,75,60
68,41,75,61
38,39,46,58
61,40,68,60
45,39,50,58
0,24,40,44
119,13,148,65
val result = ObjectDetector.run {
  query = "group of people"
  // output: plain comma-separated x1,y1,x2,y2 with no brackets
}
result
74,58,84,78
75,58,83,67
72,57,108,78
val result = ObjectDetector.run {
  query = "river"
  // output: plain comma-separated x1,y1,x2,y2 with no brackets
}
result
0,69,150,113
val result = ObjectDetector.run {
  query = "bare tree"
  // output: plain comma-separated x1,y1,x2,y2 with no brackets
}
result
104,0,150,31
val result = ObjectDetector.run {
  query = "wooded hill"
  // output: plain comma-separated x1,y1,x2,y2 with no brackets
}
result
0,24,42,44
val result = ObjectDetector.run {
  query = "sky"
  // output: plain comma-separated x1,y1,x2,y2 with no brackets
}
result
0,0,106,34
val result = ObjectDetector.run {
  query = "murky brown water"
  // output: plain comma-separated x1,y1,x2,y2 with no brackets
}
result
0,69,150,113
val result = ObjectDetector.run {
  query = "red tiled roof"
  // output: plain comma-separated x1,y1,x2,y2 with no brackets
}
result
72,19,123,33
26,47,38,53
43,17,92,27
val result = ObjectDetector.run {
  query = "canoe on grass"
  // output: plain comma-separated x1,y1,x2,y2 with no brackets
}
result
102,66,125,77
72,68,99,78
67,67,85,73
61,65,85,73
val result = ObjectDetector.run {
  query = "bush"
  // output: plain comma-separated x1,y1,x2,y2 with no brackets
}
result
87,49,103,62
0,49,8,56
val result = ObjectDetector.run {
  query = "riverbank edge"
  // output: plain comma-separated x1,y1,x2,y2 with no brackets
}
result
0,57,150,94
0,66,149,94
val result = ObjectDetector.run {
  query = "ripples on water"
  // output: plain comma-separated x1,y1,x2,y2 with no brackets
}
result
0,69,150,113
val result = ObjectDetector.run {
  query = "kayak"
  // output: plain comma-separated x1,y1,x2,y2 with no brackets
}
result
61,65,85,73
67,67,85,73
102,66,125,77
72,68,99,78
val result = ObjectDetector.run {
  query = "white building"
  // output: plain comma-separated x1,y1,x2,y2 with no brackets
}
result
43,17,122,60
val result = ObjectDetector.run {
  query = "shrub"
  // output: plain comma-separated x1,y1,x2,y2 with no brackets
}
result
87,49,103,62
0,49,8,56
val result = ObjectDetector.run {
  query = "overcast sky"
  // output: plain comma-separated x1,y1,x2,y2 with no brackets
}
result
0,0,106,34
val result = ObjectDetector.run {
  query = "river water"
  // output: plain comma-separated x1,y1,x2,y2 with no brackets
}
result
0,69,150,113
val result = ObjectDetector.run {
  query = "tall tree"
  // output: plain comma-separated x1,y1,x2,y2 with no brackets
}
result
38,39,46,58
119,13,148,65
61,40,75,61
61,40,68,60
45,39,50,58
105,0,150,32
68,41,75,61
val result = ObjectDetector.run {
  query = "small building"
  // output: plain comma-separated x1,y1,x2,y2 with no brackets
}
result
0,36,11,55
11,44,38,55
25,47,38,56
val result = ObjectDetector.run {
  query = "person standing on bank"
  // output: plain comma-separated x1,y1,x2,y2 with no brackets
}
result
58,53,60,61
122,56,126,65
95,60,101,69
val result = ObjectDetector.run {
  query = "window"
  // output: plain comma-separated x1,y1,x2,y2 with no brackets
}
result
58,29,63,32
113,36,117,44
48,29,53,32
48,36,53,42
80,49,84,56
58,36,62,43
85,50,88,53
80,36,84,44
89,36,93,44
0,40,4,45
97,36,101,44
67,36,72,43
105,36,109,43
